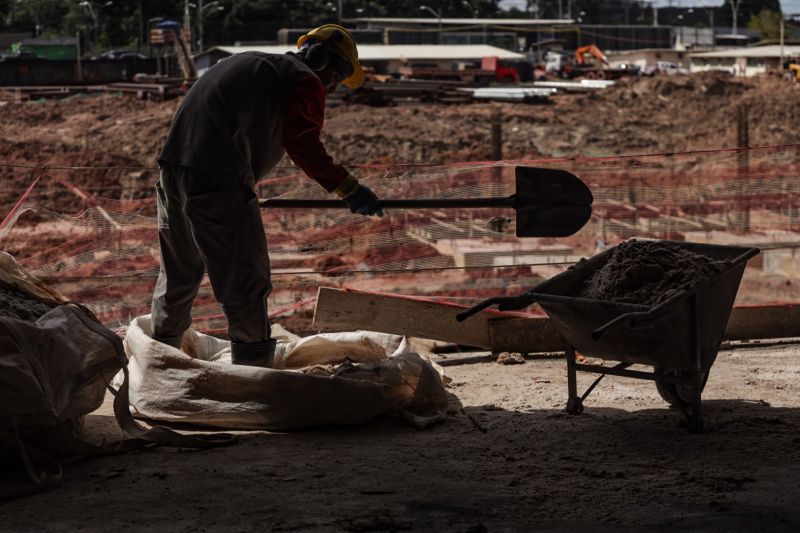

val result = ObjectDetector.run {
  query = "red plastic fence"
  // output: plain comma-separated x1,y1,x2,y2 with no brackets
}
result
2,145,799,335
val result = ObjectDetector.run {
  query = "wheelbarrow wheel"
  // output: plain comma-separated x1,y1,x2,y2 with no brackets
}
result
654,367,709,409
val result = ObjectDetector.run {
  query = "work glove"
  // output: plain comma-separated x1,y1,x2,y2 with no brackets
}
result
344,185,384,217
334,175,384,217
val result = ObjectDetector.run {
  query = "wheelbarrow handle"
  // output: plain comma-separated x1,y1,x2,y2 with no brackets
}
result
591,290,689,340
456,296,532,322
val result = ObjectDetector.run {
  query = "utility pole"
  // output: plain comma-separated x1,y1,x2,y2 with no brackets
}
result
491,109,502,160
76,30,82,82
780,16,785,73
737,105,750,232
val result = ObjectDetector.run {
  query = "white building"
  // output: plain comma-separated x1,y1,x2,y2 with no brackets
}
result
690,44,800,76
195,44,526,75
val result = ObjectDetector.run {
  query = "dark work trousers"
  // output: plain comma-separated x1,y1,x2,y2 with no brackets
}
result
151,165,272,355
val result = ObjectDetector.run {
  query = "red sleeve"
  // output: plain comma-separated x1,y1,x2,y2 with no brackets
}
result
282,75,348,192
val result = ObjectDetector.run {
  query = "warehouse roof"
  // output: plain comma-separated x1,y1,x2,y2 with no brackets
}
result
201,44,527,61
350,17,574,26
691,45,800,58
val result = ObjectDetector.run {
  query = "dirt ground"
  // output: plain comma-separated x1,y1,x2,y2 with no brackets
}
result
2,72,800,531
1,72,799,199
3,340,799,532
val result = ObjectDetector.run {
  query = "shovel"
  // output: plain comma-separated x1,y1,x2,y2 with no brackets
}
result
259,166,593,238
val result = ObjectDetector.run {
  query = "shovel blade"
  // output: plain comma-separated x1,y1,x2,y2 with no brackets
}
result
513,167,594,237
515,167,594,206
516,203,593,237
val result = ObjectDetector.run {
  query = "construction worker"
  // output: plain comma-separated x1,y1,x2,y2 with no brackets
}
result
151,24,382,367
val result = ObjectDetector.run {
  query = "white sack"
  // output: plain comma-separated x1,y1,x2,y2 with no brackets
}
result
118,316,448,430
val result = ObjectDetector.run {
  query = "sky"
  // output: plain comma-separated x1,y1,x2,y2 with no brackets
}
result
498,0,800,16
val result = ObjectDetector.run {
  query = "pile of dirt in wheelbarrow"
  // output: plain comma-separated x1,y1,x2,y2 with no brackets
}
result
0,287,54,321
580,240,730,306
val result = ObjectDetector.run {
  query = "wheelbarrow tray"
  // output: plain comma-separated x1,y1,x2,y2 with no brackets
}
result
530,241,760,372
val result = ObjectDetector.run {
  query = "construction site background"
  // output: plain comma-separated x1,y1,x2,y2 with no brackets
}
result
1,72,799,336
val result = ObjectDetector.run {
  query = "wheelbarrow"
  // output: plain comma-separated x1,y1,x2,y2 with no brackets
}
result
457,240,760,431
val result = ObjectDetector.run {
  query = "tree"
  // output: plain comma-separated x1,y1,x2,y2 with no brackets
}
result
0,0,511,50
2,0,69,36
747,9,783,40
720,0,781,33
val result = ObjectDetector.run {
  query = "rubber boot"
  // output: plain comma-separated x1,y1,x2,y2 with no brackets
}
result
152,334,183,350
231,339,277,368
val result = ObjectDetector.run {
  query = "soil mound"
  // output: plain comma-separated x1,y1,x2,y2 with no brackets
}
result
630,71,746,99
0,287,54,321
1,74,798,185
580,240,730,306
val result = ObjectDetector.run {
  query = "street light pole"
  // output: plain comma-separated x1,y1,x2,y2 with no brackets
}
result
78,2,97,46
198,0,203,52
462,0,477,18
197,1,223,52
730,0,743,35
183,0,192,50
419,5,442,43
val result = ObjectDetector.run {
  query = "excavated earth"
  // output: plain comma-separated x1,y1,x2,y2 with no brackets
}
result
580,240,730,306
0,287,54,321
1,72,799,201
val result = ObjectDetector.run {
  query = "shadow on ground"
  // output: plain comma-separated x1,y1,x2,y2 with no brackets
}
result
3,396,799,532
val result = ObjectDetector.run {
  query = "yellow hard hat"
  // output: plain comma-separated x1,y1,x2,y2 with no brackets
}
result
297,24,365,89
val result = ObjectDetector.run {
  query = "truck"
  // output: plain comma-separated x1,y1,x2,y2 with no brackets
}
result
545,45,639,80
398,56,520,84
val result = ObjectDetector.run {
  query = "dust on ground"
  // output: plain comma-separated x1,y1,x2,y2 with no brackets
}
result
580,240,730,306
0,287,54,321
2,342,799,531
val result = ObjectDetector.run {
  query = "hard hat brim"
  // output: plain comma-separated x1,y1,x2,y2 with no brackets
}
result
342,64,365,89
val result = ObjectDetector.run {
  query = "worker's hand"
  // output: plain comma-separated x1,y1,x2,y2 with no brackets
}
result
343,184,384,217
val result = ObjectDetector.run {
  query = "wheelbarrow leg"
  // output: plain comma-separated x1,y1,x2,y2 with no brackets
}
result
565,343,584,415
687,371,705,433
687,293,705,433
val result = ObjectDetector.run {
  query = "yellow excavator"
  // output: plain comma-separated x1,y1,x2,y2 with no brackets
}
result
788,63,800,82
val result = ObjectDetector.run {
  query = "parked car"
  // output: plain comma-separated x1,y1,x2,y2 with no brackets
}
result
641,61,689,76
0,50,40,61
97,49,147,60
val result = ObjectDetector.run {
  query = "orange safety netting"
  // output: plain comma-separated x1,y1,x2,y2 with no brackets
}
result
2,144,799,335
